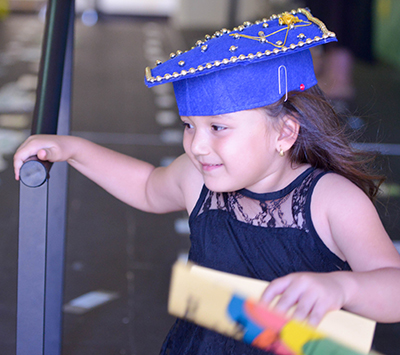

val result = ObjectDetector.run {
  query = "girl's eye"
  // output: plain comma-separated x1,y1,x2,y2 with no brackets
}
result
211,125,226,132
182,122,194,130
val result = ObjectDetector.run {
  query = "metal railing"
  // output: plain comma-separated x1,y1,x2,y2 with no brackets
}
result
17,0,75,354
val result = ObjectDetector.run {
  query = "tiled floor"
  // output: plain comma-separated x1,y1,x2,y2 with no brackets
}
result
0,10,400,355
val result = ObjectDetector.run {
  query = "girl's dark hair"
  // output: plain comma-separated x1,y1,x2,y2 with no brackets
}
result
264,85,384,201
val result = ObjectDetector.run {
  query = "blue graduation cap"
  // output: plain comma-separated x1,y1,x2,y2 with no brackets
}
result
144,8,336,116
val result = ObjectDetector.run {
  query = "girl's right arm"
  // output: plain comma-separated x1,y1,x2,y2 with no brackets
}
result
14,134,201,214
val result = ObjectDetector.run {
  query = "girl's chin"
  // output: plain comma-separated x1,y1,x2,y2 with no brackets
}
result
203,179,241,193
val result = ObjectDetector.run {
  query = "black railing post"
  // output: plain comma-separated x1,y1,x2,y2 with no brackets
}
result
17,179,49,355
43,2,74,353
16,0,74,354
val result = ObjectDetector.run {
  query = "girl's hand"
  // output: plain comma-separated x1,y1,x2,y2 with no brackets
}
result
260,272,347,327
13,134,74,181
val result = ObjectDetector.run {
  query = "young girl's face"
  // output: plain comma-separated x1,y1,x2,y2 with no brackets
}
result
181,108,283,193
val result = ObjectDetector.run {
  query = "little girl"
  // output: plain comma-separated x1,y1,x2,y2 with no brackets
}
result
14,8,400,355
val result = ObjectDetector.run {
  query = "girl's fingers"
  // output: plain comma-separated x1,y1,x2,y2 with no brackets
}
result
261,276,292,304
13,136,57,180
37,148,49,161
261,273,344,327
262,275,303,314
307,303,329,327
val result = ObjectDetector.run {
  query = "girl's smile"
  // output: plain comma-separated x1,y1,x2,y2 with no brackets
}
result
201,163,223,172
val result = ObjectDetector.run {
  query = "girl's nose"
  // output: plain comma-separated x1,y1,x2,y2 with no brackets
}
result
190,131,210,156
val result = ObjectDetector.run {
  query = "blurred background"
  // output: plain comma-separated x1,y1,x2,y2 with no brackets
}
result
0,0,400,354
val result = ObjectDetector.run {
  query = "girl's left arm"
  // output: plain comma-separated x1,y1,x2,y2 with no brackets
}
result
262,173,400,326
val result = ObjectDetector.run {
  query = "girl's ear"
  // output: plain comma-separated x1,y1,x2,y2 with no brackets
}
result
277,115,299,151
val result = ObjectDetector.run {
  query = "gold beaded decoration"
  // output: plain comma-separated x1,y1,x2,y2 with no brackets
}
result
145,8,336,84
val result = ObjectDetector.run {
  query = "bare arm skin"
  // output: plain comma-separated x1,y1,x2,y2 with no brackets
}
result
262,173,400,326
14,135,203,214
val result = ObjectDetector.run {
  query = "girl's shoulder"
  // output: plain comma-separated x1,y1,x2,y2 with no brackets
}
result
310,172,377,261
312,172,374,236
313,172,371,208
315,171,363,193
312,172,400,270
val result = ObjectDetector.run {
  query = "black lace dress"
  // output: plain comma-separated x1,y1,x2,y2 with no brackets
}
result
160,167,351,354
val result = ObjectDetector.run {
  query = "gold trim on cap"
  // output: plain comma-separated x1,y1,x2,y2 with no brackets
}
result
145,8,335,85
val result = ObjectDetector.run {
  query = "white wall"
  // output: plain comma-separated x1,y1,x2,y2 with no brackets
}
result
172,0,272,29
96,0,178,16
